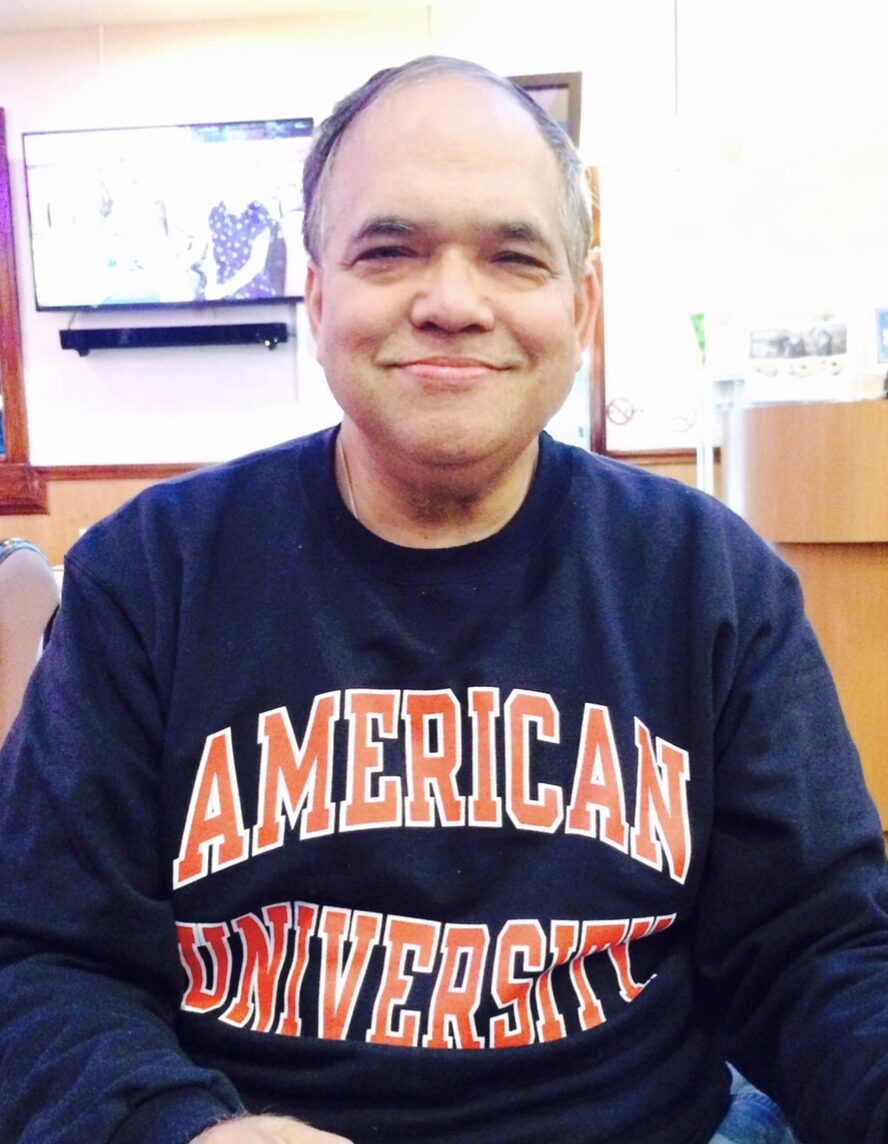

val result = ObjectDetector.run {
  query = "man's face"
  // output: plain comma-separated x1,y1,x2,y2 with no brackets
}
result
306,74,598,486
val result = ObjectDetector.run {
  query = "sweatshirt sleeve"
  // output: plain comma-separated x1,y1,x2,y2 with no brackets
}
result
694,534,888,1144
0,548,243,1144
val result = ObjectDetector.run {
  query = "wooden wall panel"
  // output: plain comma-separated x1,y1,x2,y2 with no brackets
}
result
0,476,177,565
778,542,888,820
724,402,888,825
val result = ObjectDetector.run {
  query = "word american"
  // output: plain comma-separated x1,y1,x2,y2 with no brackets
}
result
173,687,692,890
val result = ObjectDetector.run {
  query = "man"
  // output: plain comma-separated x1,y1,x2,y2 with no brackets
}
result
1,55,887,1144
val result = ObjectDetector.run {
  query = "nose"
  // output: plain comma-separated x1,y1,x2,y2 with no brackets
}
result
408,250,495,333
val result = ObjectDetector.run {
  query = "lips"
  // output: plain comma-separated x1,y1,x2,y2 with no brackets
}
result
391,356,509,382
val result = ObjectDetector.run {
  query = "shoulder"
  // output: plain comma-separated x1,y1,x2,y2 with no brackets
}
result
68,429,335,582
563,441,753,540
552,438,796,599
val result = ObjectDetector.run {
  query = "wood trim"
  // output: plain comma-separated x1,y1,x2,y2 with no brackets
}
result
37,462,203,482
37,452,706,481
0,109,26,463
607,448,700,465
0,107,42,510
1,462,199,514
0,462,46,511
589,250,606,455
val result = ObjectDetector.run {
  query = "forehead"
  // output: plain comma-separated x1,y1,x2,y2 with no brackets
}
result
322,74,565,245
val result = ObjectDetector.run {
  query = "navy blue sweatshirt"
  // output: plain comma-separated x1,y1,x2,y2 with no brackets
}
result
0,429,886,1144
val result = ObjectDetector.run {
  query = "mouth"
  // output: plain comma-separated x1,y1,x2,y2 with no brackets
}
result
390,356,510,383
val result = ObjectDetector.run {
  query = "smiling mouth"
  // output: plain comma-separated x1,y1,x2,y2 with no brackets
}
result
392,357,509,382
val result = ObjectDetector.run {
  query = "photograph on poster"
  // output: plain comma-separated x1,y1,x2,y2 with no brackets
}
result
876,309,888,364
745,317,849,404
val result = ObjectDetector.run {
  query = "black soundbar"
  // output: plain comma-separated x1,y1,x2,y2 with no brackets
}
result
60,322,289,355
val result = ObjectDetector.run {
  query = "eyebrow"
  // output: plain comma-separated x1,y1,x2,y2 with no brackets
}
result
496,220,548,245
350,216,417,244
348,215,556,252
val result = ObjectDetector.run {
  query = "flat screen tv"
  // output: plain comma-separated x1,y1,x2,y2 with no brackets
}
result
22,117,314,312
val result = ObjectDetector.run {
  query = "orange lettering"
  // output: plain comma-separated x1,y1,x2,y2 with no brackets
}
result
178,922,232,1012
630,720,691,883
490,920,546,1048
568,920,628,1028
566,703,629,850
221,903,292,1031
253,697,339,853
318,907,382,1040
277,901,319,1037
468,687,502,826
173,729,249,888
403,690,465,826
504,691,563,832
535,921,577,1042
423,923,489,1049
341,690,402,830
367,916,439,1047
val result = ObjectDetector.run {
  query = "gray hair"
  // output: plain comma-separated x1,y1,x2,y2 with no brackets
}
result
302,55,591,282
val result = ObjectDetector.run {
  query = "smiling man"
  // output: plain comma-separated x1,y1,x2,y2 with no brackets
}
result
303,64,596,549
1,56,888,1144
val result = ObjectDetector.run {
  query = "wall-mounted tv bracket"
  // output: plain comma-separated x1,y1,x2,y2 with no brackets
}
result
60,321,288,355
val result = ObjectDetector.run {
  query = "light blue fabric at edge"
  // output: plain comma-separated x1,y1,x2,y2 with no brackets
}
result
708,1069,798,1144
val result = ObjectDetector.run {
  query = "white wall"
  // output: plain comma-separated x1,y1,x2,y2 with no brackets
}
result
0,0,674,464
600,0,888,451
1,0,885,464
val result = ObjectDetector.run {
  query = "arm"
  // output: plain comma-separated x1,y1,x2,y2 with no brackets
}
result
696,542,888,1143
0,554,242,1143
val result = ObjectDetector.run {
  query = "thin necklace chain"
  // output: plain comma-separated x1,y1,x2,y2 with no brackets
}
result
337,434,359,521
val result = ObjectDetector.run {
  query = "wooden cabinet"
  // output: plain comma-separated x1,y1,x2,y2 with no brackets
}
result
723,401,888,823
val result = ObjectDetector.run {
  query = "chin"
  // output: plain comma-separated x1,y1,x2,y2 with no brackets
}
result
415,427,536,474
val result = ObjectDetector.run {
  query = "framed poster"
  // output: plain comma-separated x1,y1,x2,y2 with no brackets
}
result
509,72,582,145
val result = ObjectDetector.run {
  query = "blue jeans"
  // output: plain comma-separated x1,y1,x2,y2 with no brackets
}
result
708,1068,798,1144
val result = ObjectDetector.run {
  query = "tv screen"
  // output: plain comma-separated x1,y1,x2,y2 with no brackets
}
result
22,117,314,312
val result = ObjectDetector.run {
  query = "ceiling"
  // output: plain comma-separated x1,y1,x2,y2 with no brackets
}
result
0,0,435,33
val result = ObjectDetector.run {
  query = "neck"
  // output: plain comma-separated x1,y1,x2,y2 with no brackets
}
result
335,427,540,549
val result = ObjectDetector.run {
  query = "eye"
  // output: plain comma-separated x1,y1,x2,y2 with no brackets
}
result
492,250,548,271
495,250,535,263
490,250,554,285
356,245,416,263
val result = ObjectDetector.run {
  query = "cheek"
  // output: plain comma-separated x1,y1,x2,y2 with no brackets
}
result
524,325,582,387
515,293,581,352
312,309,386,409
323,301,394,363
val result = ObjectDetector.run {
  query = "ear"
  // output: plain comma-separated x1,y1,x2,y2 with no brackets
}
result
304,259,324,359
574,261,602,355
